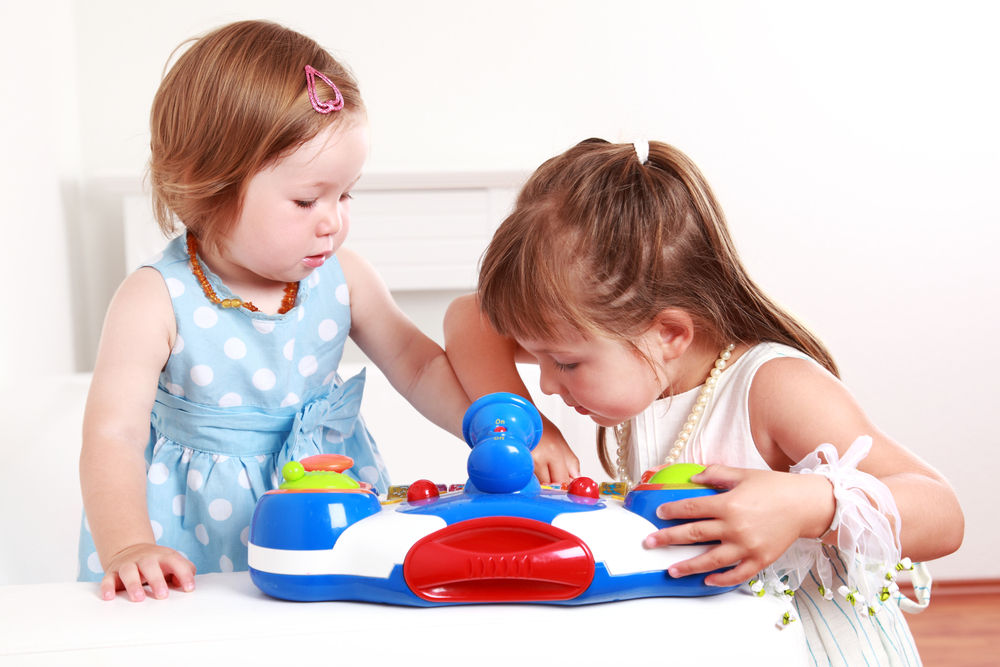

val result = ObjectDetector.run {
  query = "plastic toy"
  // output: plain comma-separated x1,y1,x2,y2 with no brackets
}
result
248,392,738,604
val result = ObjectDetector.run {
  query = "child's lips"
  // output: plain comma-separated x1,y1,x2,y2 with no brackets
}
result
302,254,328,268
573,406,590,416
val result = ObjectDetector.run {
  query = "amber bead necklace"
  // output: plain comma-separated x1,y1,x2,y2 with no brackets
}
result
187,234,299,315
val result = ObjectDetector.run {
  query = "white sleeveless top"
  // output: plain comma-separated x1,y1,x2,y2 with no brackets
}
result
627,342,813,477
628,342,927,665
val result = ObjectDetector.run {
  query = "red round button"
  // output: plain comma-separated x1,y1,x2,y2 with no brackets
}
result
406,479,440,502
567,476,600,499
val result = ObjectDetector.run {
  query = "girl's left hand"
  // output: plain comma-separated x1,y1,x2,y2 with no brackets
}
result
643,464,834,587
531,415,580,484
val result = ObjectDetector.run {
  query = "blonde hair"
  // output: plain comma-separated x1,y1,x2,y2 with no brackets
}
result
149,20,365,251
477,138,838,476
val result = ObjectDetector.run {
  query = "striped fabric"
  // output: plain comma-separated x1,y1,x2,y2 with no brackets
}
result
794,546,928,666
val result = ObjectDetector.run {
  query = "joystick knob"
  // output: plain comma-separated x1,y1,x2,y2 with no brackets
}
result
462,393,543,494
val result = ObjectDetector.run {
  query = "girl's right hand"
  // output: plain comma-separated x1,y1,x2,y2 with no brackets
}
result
99,544,196,602
531,416,580,484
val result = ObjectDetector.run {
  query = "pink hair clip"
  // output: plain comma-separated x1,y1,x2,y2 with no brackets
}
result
305,65,344,114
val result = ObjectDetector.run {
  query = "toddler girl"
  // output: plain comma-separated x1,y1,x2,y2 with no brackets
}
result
444,138,963,665
79,20,470,602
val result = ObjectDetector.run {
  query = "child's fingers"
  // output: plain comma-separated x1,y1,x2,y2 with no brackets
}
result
689,463,746,489
704,560,761,588
534,461,553,485
161,554,197,593
648,517,728,549
98,571,119,601
644,516,726,549
654,493,725,523
666,542,744,581
139,560,170,600
116,562,147,602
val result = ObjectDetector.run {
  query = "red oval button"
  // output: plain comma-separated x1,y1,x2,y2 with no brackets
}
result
403,516,594,602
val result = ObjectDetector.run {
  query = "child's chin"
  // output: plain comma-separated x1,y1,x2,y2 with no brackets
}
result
589,414,620,428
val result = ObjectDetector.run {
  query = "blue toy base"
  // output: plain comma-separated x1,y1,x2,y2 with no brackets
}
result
250,563,736,606
248,392,740,606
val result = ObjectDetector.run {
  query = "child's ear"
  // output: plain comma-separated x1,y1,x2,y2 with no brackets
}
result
647,309,696,361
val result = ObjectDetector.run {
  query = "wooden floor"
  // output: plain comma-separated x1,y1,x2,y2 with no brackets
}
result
902,580,1000,667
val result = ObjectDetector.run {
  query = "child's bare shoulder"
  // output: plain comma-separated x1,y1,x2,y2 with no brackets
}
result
101,267,176,358
749,352,873,461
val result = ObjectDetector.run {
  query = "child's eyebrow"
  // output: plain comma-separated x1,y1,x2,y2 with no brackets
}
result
300,173,362,190
524,344,566,356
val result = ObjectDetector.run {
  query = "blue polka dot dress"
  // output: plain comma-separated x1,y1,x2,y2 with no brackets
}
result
78,232,391,580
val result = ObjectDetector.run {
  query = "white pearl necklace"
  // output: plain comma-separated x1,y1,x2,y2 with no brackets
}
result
615,344,735,485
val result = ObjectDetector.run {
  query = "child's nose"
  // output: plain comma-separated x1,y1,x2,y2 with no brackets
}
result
317,209,342,236
538,367,563,397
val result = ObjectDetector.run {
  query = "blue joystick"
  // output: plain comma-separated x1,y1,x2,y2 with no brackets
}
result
462,393,543,494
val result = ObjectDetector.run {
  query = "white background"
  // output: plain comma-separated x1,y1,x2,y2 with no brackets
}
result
0,1,996,582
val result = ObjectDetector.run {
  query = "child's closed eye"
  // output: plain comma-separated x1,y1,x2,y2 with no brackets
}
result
294,199,317,209
554,361,578,372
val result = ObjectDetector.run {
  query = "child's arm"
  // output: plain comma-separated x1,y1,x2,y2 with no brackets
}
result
79,268,196,601
338,248,471,439
443,293,581,484
647,357,964,587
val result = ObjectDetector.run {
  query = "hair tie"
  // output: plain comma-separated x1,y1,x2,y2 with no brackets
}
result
305,65,344,114
634,140,649,165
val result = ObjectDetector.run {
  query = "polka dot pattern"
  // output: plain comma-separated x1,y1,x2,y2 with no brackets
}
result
165,277,185,298
87,552,102,574
150,520,164,541
190,365,213,386
318,319,338,341
299,356,318,377
253,320,275,334
75,233,392,583
148,463,169,484
154,232,353,411
219,392,242,407
253,368,276,391
209,499,233,521
193,307,218,328
224,337,247,359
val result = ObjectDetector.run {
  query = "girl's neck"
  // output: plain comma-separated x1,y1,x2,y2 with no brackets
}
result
192,235,296,315
659,338,747,399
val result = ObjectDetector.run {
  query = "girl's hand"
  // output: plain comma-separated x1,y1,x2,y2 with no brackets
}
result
531,416,580,485
643,464,834,587
99,544,197,602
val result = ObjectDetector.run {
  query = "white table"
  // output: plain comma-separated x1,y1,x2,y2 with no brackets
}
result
0,572,806,665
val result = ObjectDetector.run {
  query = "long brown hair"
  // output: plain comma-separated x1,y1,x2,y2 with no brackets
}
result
149,20,365,251
477,138,837,477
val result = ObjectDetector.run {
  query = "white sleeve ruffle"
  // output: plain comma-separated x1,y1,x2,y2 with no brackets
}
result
752,435,913,623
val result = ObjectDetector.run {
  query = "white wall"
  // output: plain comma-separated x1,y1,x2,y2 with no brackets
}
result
1,1,997,582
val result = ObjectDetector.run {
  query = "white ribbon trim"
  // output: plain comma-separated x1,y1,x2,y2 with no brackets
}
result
760,435,903,614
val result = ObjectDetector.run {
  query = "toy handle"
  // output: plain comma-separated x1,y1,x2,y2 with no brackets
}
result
462,393,543,451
